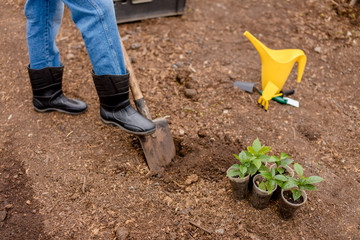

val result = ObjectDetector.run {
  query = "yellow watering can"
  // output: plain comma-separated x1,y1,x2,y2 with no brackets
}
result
244,31,307,110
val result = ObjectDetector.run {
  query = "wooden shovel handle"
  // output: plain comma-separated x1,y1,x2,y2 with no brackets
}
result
120,38,142,101
120,38,152,120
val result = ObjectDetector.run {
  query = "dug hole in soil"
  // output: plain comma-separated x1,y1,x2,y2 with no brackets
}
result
1,0,360,239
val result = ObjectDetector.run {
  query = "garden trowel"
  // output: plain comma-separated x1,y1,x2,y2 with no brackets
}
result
234,81,256,93
120,39,176,173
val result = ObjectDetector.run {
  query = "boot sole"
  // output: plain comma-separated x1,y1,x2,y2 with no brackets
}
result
101,117,156,136
34,106,87,115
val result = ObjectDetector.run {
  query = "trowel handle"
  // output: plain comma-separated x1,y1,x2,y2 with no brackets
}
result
281,89,295,96
120,38,152,120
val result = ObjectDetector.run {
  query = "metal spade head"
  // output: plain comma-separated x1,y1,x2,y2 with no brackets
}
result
234,81,256,93
138,118,175,173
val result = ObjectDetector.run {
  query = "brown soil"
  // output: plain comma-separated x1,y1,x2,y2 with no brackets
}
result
1,0,360,239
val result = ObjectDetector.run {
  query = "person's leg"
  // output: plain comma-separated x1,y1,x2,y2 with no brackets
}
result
24,0,87,114
25,0,63,69
61,0,155,135
60,0,126,75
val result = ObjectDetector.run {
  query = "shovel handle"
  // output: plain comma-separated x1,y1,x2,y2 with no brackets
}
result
120,38,152,120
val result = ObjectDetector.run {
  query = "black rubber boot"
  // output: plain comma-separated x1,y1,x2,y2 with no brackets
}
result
28,65,88,114
92,71,156,136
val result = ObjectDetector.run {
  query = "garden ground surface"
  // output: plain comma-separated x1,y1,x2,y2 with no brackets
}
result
0,0,359,239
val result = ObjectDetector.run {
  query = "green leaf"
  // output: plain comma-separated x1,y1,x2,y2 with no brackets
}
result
261,171,272,180
259,164,268,172
227,168,241,177
281,159,293,167
268,156,279,163
283,178,299,189
231,164,241,169
277,167,285,174
305,176,324,184
300,184,317,191
248,165,258,176
244,151,253,158
258,146,271,155
239,165,248,175
268,180,276,193
233,154,241,162
247,146,255,155
292,189,303,201
275,180,284,189
258,182,267,191
274,175,288,182
252,138,262,152
280,153,290,160
239,151,248,163
258,155,271,162
299,178,306,185
294,163,303,177
270,167,276,177
252,159,262,169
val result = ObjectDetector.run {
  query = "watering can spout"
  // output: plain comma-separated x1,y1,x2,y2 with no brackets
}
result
244,31,269,60
297,54,307,83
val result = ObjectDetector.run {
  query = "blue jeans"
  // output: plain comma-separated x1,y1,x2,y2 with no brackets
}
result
24,0,126,75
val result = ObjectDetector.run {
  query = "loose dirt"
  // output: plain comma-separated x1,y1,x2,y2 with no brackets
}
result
1,0,359,239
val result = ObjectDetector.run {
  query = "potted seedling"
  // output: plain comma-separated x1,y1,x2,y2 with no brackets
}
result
245,138,272,190
268,153,294,199
279,163,324,220
226,151,254,200
269,153,294,177
226,138,271,200
250,167,287,209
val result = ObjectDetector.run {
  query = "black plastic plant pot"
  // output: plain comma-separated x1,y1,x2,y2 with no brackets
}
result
250,174,277,209
227,167,250,201
270,164,295,200
279,189,308,220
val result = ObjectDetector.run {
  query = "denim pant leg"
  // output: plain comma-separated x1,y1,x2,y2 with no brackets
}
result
25,0,64,69
61,0,126,75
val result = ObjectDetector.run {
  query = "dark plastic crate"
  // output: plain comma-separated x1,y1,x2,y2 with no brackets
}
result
114,0,186,24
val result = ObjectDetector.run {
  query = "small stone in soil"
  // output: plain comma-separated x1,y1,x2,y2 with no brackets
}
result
130,42,141,50
175,61,184,67
197,129,207,138
185,174,199,185
215,229,225,235
66,53,75,60
0,211,7,222
184,89,197,99
115,227,129,240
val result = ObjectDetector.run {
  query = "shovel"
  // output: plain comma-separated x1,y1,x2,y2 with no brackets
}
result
120,39,176,173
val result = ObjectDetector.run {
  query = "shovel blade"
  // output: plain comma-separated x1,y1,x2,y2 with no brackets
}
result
138,118,175,173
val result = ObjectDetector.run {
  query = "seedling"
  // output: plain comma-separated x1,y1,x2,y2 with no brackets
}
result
257,167,288,194
227,138,271,178
269,153,293,175
282,163,323,201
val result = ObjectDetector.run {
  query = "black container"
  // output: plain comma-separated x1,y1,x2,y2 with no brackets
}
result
227,167,250,201
114,0,186,23
250,174,277,209
279,189,307,220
